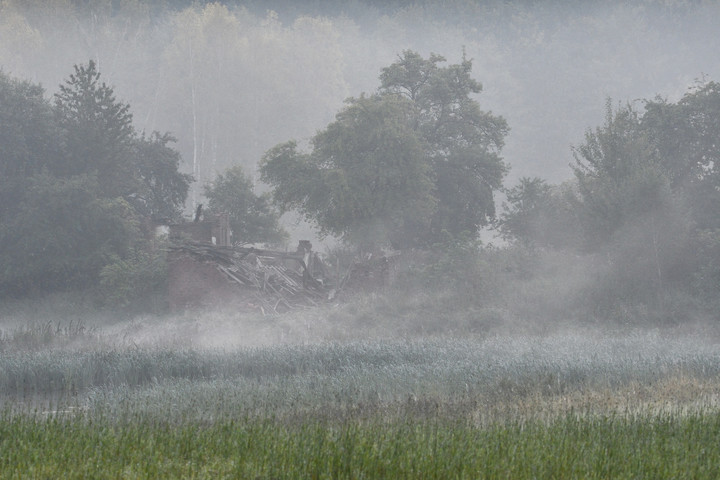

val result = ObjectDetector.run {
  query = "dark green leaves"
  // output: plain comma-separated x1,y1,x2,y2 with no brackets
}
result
53,60,134,195
204,165,286,246
262,51,508,249
0,65,190,299
262,93,436,249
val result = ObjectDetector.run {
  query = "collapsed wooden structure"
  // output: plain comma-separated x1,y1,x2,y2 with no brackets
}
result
168,241,334,314
166,214,397,313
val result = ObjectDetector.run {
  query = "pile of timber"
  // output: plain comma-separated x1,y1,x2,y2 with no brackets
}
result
169,241,332,314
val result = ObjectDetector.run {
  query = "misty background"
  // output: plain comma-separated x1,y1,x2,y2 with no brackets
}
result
3,0,718,204
7,8,720,476
3,0,720,329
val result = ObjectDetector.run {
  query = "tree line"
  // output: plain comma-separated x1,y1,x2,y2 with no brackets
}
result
0,61,284,306
3,51,720,323
0,62,189,301
3,0,719,202
261,51,720,323
500,84,720,320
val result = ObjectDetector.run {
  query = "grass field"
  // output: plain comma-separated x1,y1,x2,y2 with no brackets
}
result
2,302,720,478
3,411,720,478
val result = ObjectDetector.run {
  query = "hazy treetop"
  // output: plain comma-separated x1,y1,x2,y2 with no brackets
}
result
1,0,718,188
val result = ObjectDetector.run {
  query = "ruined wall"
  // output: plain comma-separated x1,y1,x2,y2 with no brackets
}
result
167,251,245,310
166,238,334,311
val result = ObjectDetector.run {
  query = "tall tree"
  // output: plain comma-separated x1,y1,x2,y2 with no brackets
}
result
380,50,509,240
571,101,667,248
641,81,720,298
261,93,436,249
0,66,190,299
261,51,507,249
643,81,720,231
0,72,59,180
131,132,192,221
204,165,286,246
570,100,693,307
0,72,63,287
499,177,581,250
53,59,135,197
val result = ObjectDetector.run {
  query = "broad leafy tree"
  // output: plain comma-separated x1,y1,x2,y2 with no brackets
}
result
641,81,720,298
380,50,509,240
261,51,507,249
643,81,720,231
204,165,287,246
0,73,59,178
261,93,435,249
0,72,60,223
131,132,192,220
0,73,65,294
571,101,670,249
573,87,720,250
569,100,695,308
574,83,720,245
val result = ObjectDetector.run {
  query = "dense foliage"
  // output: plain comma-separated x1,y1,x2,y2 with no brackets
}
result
500,83,720,321
1,1,719,324
261,51,507,249
0,65,190,298
203,165,287,245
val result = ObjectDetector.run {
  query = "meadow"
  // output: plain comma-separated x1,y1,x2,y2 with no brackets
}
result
2,296,720,478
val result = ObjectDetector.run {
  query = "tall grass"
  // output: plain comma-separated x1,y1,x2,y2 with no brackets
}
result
3,293,720,477
0,320,99,353
3,330,720,423
3,410,720,479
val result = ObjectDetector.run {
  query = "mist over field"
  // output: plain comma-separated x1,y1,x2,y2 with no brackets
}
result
6,7,720,476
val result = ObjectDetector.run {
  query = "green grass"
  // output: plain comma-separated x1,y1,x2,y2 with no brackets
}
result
3,313,720,477
2,411,720,479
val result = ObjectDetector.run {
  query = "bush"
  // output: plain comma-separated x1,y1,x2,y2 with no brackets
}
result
99,242,167,311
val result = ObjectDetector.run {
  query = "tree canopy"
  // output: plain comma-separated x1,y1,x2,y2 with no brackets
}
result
498,85,720,313
0,65,191,297
499,177,581,250
53,60,134,195
203,165,287,246
260,50,508,250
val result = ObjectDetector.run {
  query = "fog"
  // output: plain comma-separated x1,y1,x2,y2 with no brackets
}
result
2,0,720,330
3,0,719,196
6,8,720,472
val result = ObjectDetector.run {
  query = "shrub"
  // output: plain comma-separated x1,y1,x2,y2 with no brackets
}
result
98,242,167,311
